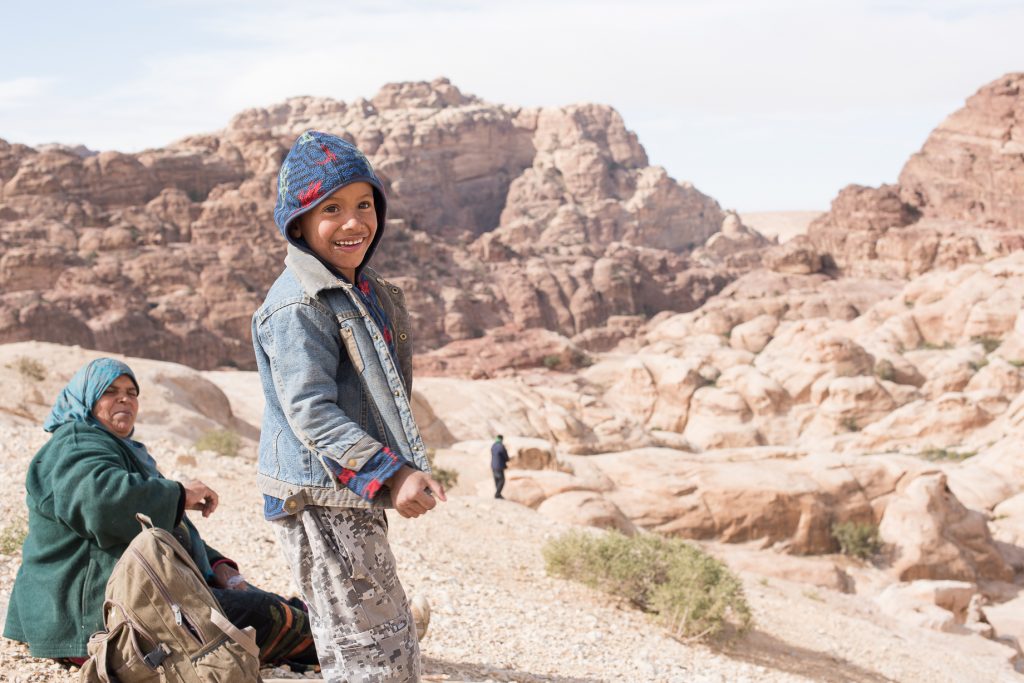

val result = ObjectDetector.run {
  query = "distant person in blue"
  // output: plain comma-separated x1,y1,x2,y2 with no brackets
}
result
491,435,510,499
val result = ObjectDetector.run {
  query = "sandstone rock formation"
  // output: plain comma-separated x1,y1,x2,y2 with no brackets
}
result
808,73,1024,278
0,78,726,370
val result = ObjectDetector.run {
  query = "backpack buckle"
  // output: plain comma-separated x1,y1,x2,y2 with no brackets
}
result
143,643,171,667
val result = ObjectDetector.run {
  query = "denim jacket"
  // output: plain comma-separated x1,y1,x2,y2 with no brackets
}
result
252,245,430,512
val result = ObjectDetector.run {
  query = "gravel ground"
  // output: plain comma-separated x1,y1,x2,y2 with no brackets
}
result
1,423,1020,682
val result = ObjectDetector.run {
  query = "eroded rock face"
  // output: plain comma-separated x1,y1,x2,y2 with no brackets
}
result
0,78,726,370
900,73,1024,229
808,73,1024,278
879,473,1014,582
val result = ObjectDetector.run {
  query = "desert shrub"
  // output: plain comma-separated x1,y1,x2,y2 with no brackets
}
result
832,521,880,560
970,358,989,372
840,417,860,432
542,354,561,370
1009,359,1024,369
0,519,28,555
972,336,1002,354
874,359,895,382
920,340,953,351
571,349,594,368
918,447,976,462
543,530,751,641
195,429,241,457
8,356,46,382
425,447,459,490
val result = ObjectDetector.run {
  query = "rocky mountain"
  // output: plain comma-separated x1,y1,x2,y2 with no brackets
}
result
808,73,1024,278
0,78,729,370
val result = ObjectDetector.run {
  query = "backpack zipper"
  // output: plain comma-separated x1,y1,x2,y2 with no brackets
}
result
130,547,204,646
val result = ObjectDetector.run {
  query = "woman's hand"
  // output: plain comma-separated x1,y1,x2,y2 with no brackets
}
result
387,466,447,518
212,563,249,591
182,479,219,518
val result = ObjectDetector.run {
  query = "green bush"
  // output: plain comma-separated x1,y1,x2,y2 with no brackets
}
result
0,519,28,555
8,356,46,381
874,359,895,382
918,447,976,462
570,349,594,368
542,354,561,370
832,521,880,560
972,336,1002,354
195,429,241,457
543,530,751,641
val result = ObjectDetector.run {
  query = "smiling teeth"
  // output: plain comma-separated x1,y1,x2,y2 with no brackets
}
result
333,239,363,246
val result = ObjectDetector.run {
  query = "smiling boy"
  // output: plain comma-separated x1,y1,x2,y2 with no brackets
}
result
252,130,445,681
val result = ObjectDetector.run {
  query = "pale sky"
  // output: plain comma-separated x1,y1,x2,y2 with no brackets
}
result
1,0,1021,211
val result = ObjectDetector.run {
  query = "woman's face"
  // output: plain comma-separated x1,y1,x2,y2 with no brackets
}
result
91,374,139,437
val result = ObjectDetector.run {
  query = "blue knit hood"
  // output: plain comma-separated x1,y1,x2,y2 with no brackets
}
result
273,131,388,275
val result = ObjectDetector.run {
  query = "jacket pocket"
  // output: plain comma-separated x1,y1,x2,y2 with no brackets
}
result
340,325,365,374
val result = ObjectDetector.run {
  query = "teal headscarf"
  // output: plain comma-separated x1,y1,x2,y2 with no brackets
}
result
44,358,140,434
43,357,215,579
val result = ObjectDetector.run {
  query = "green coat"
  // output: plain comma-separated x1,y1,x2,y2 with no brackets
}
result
3,422,222,659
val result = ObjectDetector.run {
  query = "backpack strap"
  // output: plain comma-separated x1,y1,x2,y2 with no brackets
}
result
209,608,261,659
136,512,155,530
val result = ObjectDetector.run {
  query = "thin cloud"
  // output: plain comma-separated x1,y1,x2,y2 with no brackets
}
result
0,77,53,110
0,1,1021,208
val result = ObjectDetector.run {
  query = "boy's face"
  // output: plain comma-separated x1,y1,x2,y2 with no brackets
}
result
290,181,378,281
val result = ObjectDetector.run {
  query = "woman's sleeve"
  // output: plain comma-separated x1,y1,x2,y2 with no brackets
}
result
49,430,183,549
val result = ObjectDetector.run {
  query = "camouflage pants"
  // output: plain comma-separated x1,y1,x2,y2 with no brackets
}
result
273,507,420,683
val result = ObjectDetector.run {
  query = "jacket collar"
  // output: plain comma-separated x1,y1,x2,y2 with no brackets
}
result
285,244,351,297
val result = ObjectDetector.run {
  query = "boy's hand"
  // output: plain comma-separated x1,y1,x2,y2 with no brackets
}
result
387,466,447,518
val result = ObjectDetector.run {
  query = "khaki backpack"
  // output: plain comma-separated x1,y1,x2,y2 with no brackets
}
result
80,514,262,682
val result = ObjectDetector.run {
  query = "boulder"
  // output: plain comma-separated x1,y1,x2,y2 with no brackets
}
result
536,490,637,535
878,473,1014,582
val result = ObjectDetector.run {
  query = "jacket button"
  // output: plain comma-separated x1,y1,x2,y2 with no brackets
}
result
399,332,408,341
285,500,297,511
391,287,399,294
348,458,357,467
393,390,401,397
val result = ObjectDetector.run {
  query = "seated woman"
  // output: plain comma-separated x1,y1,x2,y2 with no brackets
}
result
2,357,318,669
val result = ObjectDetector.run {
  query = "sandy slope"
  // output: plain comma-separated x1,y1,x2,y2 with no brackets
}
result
1,423,1019,682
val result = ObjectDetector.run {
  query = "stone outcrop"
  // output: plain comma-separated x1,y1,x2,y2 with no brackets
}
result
0,78,725,370
899,73,1024,229
808,73,1024,278
879,473,1014,582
